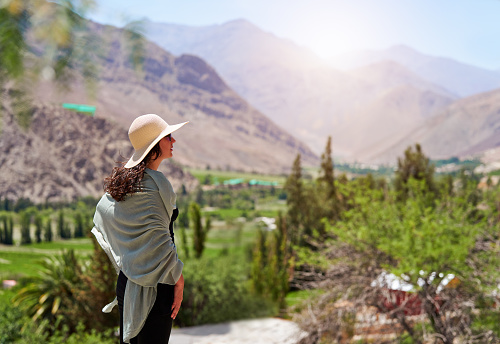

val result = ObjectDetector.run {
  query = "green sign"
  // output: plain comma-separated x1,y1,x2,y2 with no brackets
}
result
62,103,96,116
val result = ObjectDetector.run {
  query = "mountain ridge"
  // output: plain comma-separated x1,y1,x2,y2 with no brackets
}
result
0,18,320,202
143,20,500,163
362,88,500,164
33,20,318,172
0,104,198,203
330,44,500,97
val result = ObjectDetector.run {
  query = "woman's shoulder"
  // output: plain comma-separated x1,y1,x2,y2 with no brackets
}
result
141,172,160,192
144,169,173,191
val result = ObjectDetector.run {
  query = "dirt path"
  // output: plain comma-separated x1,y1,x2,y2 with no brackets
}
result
170,318,307,344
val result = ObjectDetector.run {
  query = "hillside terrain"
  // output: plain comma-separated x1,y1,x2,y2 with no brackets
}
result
0,18,322,202
0,104,198,203
362,88,500,163
31,20,317,173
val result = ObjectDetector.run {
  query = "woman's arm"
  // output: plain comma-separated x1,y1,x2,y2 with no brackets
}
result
171,273,184,319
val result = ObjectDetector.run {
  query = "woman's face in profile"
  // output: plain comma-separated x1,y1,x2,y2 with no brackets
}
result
159,134,176,159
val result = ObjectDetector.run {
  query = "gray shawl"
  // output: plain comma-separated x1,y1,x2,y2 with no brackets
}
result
91,168,183,343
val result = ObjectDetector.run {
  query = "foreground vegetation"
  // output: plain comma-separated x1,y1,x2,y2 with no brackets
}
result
0,183,282,343
1,141,499,343
275,141,500,344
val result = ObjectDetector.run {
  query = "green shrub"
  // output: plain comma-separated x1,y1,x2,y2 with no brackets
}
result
0,302,24,343
177,257,275,327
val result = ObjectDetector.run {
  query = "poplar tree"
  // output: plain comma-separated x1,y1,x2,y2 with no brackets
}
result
74,212,84,238
318,136,336,200
284,154,304,246
190,202,210,259
251,212,290,309
58,210,71,239
20,211,31,244
178,208,190,259
44,217,53,242
34,213,43,243
317,136,339,222
3,215,14,245
58,210,65,239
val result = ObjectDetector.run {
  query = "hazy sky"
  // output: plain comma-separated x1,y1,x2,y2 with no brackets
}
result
89,0,500,70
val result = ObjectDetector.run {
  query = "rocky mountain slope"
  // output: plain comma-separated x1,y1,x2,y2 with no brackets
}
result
0,105,198,203
32,20,317,173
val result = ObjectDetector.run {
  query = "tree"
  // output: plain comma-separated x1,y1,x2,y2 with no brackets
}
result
194,186,204,206
318,137,336,201
34,213,43,243
284,154,304,246
74,212,84,238
0,0,145,128
2,215,14,245
394,144,437,201
19,210,31,244
312,136,341,236
44,216,53,242
190,202,210,259
251,211,291,312
178,207,190,259
58,210,71,239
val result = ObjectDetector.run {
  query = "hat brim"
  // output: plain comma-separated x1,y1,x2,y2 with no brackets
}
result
124,121,188,168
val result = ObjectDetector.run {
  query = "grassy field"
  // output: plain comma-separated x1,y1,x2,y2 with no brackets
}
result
0,238,93,280
0,168,295,317
187,168,287,186
0,218,262,280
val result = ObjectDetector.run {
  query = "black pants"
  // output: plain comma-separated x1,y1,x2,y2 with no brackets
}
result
117,271,175,344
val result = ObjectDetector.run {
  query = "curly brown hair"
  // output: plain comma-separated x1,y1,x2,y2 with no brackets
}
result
104,142,162,201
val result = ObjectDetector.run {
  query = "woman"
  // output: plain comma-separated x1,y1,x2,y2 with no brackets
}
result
91,114,188,343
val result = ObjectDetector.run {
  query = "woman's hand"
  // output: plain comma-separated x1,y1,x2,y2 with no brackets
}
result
171,273,184,319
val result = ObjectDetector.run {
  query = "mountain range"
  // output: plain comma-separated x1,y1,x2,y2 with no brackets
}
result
330,45,500,98
144,20,500,164
3,15,500,203
0,19,318,202
363,88,500,164
33,21,317,172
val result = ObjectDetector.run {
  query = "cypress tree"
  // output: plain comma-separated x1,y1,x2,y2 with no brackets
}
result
20,211,31,244
58,210,64,239
317,136,339,222
318,136,336,200
3,198,11,211
251,228,267,295
190,202,210,259
44,217,53,242
57,210,72,239
178,207,190,259
74,212,84,238
5,216,14,245
64,222,72,239
284,154,304,246
34,213,43,243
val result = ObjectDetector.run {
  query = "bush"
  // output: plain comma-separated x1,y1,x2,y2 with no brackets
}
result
0,302,24,343
176,257,275,327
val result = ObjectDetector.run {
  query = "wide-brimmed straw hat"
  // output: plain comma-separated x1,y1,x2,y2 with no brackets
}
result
124,114,188,168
